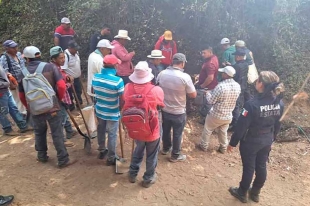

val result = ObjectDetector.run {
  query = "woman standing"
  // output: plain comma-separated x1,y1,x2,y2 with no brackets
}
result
227,71,285,203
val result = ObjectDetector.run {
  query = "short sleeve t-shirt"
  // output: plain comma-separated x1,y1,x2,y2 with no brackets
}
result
54,26,76,50
157,66,196,115
198,55,219,90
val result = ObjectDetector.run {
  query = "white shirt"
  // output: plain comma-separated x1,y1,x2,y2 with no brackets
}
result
61,49,81,78
87,51,103,96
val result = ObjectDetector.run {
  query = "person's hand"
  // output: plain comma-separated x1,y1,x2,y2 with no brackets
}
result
66,75,74,83
130,51,136,56
227,145,234,153
225,61,231,66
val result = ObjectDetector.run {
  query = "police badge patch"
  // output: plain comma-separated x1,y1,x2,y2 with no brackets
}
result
241,108,248,117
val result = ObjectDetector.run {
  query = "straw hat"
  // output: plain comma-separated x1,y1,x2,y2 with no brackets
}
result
147,50,165,59
114,30,131,40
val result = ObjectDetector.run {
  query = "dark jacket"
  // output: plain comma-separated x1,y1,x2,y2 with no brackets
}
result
147,60,162,85
245,48,254,65
0,66,9,93
230,93,284,147
89,32,112,53
233,60,249,91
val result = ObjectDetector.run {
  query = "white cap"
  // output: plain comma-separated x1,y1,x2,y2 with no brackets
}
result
23,46,41,58
96,39,114,49
235,40,246,47
61,17,71,24
114,30,131,41
220,38,230,45
129,61,154,84
218,66,236,77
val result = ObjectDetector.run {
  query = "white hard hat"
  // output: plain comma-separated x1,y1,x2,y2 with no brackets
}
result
23,46,41,58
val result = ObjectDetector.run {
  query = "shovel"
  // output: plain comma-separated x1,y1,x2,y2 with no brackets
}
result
115,122,127,174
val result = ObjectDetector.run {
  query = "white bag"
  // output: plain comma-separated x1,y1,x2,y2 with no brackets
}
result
81,106,97,134
248,63,259,84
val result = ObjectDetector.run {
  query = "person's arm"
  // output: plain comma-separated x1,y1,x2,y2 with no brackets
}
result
61,52,69,70
54,27,61,46
18,81,27,107
249,51,254,63
52,64,66,100
154,39,161,50
0,55,10,74
0,66,10,89
206,85,221,104
274,101,284,141
54,37,60,46
172,41,177,55
89,34,97,53
185,75,197,98
113,47,135,62
201,74,214,88
229,102,253,147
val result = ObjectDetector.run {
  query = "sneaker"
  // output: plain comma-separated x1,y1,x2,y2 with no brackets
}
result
196,143,208,152
20,126,34,133
128,174,137,183
66,130,78,139
58,158,78,168
37,156,49,163
142,174,157,188
169,154,186,163
64,141,75,147
228,187,247,203
161,147,172,155
217,147,226,154
98,150,108,160
249,188,260,203
4,130,19,136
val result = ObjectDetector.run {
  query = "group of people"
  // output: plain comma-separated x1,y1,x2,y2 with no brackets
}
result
0,17,287,205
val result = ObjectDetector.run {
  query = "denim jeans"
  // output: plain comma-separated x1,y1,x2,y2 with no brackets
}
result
68,78,83,105
129,138,160,182
0,90,27,132
59,104,74,139
97,118,119,161
32,111,69,165
162,111,186,158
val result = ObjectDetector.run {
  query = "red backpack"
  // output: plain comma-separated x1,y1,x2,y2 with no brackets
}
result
121,83,157,141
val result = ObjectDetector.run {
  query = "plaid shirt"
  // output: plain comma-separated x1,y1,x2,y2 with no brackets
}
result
53,63,72,105
206,78,241,120
0,52,26,82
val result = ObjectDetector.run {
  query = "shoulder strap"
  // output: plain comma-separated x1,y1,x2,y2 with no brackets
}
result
66,52,70,62
35,62,47,74
142,84,155,96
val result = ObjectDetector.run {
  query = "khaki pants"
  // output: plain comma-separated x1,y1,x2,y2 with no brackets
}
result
200,115,231,149
10,88,27,115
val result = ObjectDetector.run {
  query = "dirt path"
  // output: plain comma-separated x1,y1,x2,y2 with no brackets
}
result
1,110,310,206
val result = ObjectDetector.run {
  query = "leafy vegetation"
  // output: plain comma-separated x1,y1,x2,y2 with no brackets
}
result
1,0,309,95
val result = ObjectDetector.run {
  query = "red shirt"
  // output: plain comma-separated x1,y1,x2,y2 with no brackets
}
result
198,55,219,90
54,26,76,50
123,82,165,141
154,36,177,66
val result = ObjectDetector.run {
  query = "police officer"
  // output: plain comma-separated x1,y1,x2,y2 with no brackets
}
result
230,48,250,130
227,71,285,203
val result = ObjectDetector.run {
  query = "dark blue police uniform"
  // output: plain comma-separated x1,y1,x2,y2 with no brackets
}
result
229,91,284,199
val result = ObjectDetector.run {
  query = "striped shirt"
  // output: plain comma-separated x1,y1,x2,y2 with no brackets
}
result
157,66,196,115
54,26,76,50
206,78,241,120
92,68,124,121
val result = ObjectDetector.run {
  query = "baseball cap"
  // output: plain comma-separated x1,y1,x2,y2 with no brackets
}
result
50,46,63,57
96,39,114,49
103,54,121,65
67,40,80,50
163,30,173,40
61,17,71,24
3,40,18,48
220,38,230,45
232,48,246,56
218,66,236,77
23,46,41,58
235,40,246,47
173,53,187,62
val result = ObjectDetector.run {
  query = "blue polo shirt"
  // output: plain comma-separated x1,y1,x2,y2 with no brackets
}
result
92,68,124,121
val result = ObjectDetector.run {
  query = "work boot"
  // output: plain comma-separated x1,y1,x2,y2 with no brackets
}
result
249,187,261,202
66,130,78,139
161,147,172,155
4,130,19,136
169,154,186,163
37,155,49,163
196,143,208,152
20,126,34,133
217,146,226,154
0,195,14,205
128,174,137,183
142,174,157,188
98,150,108,160
229,187,247,203
64,140,75,147
58,158,78,168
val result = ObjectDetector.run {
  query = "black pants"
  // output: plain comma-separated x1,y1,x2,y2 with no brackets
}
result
162,111,186,158
239,141,271,194
68,78,83,106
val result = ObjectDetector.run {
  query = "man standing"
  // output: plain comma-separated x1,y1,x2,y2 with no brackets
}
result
154,30,177,70
124,61,165,188
231,48,250,130
235,40,254,66
54,17,76,50
0,65,29,135
87,39,114,97
220,38,236,66
89,24,112,53
19,46,75,168
158,53,197,162
147,50,165,84
62,40,82,110
92,55,123,165
0,40,27,115
112,30,135,85
197,66,241,153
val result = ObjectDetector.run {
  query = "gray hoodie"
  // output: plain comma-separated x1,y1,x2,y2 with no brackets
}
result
0,65,10,93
